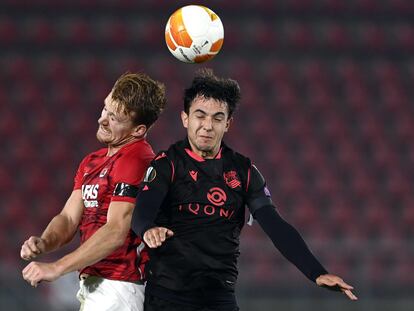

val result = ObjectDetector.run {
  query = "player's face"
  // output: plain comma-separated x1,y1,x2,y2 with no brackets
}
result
181,96,231,159
96,92,138,147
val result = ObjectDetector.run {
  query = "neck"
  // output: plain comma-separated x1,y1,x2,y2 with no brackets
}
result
188,140,220,159
106,136,140,156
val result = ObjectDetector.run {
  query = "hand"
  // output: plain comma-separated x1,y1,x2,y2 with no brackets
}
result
316,274,358,300
22,261,62,287
143,227,174,248
20,236,47,260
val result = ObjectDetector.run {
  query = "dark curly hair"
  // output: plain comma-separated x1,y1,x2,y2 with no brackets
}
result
111,72,167,128
184,68,241,118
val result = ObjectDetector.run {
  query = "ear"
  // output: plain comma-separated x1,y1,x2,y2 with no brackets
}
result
224,117,232,132
131,124,147,138
181,111,189,129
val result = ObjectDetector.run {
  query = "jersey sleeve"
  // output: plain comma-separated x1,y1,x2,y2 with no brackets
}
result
110,152,153,204
131,152,173,237
73,155,90,190
246,166,329,282
246,164,273,216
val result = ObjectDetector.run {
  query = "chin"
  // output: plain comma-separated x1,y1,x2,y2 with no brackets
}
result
97,133,110,144
199,145,214,152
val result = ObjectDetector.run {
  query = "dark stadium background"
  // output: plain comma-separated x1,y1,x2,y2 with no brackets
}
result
1,1,413,310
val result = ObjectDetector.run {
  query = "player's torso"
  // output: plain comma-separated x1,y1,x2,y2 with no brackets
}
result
149,143,250,289
78,142,151,281
80,152,119,233
166,156,246,230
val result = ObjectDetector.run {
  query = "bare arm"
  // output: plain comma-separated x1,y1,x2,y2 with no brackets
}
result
22,200,134,286
20,190,84,260
54,200,134,274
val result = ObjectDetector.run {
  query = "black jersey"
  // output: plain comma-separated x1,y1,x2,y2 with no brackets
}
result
136,139,272,291
132,138,328,295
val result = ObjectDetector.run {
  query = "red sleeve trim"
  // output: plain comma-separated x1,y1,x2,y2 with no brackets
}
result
110,196,135,204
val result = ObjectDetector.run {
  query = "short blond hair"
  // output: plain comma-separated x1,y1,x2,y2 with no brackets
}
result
111,73,167,128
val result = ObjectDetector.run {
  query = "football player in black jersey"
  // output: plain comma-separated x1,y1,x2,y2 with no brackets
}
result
132,69,357,311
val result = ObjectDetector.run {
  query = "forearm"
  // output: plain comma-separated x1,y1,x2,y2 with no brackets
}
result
40,214,78,253
131,188,166,236
55,222,127,275
254,205,328,282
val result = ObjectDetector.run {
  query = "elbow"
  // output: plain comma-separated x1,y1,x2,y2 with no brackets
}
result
131,219,151,238
112,234,126,249
130,221,140,237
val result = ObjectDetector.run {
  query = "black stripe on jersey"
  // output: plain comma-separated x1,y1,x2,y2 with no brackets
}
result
248,196,273,215
113,183,139,198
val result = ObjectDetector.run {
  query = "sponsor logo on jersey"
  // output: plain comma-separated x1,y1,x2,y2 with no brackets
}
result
143,166,156,183
207,187,227,206
82,184,99,208
177,187,234,219
178,203,235,220
223,171,241,189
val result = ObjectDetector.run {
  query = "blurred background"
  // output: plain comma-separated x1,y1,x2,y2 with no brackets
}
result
1,0,413,310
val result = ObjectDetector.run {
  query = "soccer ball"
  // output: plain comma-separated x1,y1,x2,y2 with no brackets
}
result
165,5,224,63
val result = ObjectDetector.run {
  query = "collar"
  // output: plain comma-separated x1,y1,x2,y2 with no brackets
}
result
183,138,223,162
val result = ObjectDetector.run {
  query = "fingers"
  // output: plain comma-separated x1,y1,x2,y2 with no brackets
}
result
22,262,41,287
336,279,354,291
166,229,174,237
21,237,42,260
317,274,358,300
343,289,358,301
144,227,174,248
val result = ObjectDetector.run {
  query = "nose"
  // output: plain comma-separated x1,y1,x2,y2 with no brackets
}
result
202,117,213,131
98,109,109,125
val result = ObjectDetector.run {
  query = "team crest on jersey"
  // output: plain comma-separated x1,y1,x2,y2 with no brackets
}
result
223,171,241,189
144,166,156,182
99,168,108,178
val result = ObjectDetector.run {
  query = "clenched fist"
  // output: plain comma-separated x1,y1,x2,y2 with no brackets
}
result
143,227,174,248
20,236,46,260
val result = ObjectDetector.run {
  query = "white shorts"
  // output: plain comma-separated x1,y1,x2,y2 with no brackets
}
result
76,276,145,311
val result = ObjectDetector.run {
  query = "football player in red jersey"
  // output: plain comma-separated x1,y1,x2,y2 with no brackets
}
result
21,73,166,311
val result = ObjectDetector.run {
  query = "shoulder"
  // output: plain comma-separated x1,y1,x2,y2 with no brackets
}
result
117,140,155,163
88,147,107,158
122,139,154,157
223,144,252,168
79,147,106,165
151,150,173,168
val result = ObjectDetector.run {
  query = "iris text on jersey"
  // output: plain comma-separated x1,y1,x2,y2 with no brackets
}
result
82,184,99,208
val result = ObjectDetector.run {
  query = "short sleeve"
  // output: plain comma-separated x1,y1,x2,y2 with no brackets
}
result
140,152,174,192
110,152,153,204
73,155,90,190
131,152,174,236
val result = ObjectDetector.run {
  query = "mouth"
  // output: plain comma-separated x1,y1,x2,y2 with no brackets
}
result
199,136,213,141
99,126,111,135
199,135,213,140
